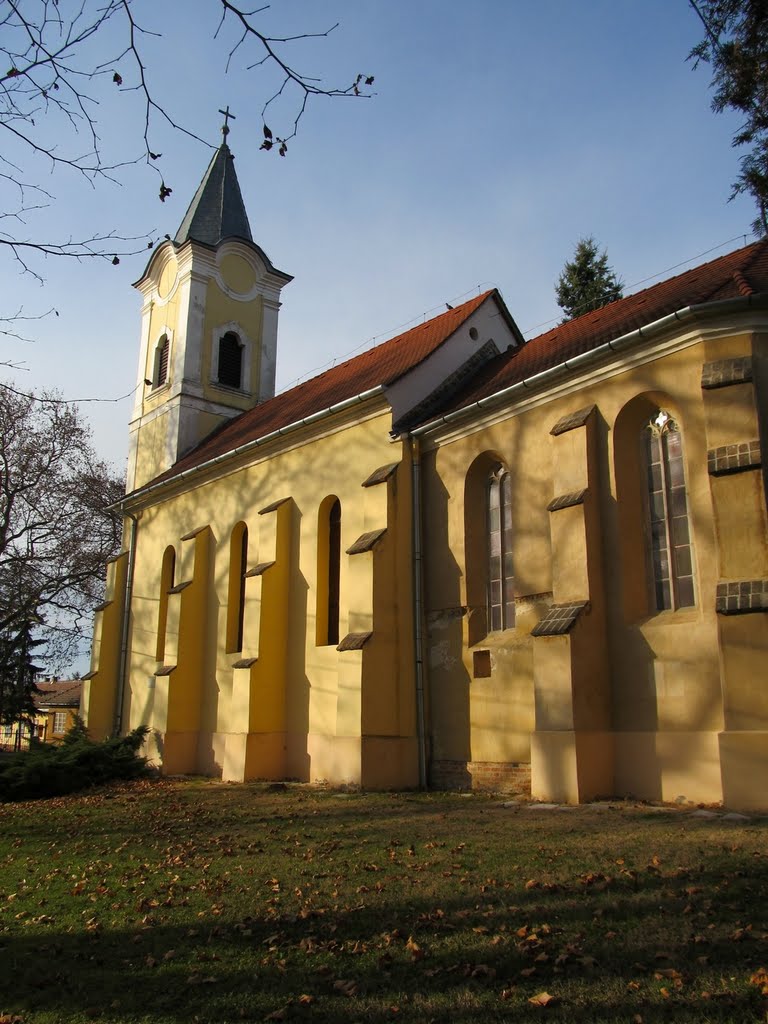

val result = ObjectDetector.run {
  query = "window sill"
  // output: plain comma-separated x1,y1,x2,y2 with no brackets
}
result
637,606,700,628
210,380,245,396
468,627,523,651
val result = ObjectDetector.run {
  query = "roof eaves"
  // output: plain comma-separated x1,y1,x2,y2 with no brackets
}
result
116,384,387,511
409,293,768,438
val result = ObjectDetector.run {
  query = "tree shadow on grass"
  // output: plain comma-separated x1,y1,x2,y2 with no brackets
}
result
3,856,767,1024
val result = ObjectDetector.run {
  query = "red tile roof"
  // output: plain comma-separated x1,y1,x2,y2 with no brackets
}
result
34,680,82,708
445,239,768,411
142,239,768,492
149,290,494,485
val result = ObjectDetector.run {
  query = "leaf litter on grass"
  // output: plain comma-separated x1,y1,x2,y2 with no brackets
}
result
0,780,766,1022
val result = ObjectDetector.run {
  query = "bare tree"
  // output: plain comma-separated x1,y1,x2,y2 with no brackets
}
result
0,384,124,670
1,1,373,280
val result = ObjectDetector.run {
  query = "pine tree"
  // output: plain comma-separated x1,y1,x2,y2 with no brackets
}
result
0,617,44,746
555,237,624,322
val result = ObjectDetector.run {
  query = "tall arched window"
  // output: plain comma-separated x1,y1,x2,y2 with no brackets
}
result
644,410,695,610
487,464,514,631
226,523,248,652
218,331,243,389
156,546,176,661
316,497,341,645
152,334,169,389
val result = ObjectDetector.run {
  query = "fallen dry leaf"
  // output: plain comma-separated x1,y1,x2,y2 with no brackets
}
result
471,964,496,979
528,991,558,1007
333,979,359,997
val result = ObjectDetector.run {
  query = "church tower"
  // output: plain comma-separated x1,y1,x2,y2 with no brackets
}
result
126,118,292,492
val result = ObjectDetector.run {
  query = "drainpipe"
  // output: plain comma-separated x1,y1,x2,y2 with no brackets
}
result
410,436,428,788
114,510,139,737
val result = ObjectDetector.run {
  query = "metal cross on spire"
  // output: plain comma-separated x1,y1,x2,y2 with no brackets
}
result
219,106,236,139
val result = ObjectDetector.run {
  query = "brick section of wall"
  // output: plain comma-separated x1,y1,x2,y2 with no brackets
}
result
430,759,532,795
707,439,761,476
716,579,768,614
701,356,753,390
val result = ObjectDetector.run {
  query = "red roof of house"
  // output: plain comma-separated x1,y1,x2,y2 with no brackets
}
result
34,680,82,708
445,239,768,411
149,290,495,485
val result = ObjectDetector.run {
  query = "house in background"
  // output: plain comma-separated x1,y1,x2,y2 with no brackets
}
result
82,130,768,809
0,680,82,749
33,680,82,743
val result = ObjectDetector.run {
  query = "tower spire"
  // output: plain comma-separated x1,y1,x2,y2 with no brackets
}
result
174,112,251,247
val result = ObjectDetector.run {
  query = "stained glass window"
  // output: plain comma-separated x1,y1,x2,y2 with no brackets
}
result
644,411,695,611
487,465,514,630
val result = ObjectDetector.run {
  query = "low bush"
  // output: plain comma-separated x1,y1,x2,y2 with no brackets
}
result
0,717,149,801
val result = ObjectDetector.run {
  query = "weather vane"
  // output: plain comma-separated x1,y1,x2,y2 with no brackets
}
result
219,106,235,139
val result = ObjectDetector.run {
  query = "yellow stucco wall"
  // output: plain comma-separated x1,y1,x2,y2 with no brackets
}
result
109,404,419,787
423,323,768,806
88,308,768,808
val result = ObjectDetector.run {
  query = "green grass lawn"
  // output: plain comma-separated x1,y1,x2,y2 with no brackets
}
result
1,780,767,1023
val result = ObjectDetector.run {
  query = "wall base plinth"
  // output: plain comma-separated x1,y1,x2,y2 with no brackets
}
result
362,736,419,789
307,733,362,786
719,731,768,811
531,731,614,804
613,731,723,804
156,731,200,775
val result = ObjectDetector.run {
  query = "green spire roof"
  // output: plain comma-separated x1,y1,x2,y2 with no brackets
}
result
175,143,253,247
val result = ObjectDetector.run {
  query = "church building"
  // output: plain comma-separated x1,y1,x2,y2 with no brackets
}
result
83,134,768,810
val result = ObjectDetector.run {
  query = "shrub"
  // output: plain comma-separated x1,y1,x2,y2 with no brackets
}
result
0,718,149,801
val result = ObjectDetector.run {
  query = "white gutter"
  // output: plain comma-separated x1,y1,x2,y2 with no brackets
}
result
408,295,768,438
113,385,387,511
114,510,138,736
410,437,428,789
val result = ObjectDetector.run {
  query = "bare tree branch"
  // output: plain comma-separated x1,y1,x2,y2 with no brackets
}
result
0,385,124,669
1,0,372,336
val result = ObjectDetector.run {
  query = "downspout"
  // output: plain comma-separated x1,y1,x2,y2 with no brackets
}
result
114,510,138,737
410,435,428,789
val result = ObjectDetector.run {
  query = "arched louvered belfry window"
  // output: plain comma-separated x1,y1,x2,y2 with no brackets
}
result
644,410,696,610
226,523,248,652
218,331,243,390
487,464,515,631
153,334,169,389
156,545,176,661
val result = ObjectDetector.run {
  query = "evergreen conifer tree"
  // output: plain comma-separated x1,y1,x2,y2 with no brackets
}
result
555,237,624,322
0,617,43,747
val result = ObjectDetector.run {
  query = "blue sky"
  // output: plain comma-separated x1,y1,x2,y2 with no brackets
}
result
1,0,757,471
